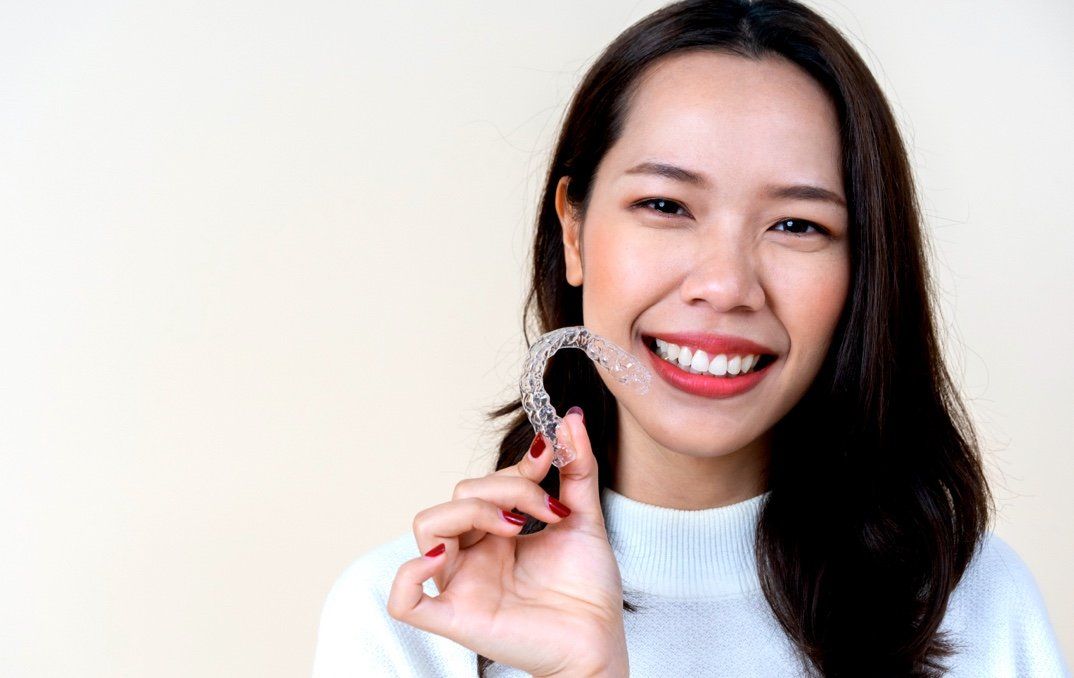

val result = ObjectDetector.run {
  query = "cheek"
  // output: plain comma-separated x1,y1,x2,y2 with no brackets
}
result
766,246,850,362
582,223,671,310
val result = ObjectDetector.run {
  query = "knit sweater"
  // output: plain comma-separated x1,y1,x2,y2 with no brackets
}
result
311,488,1070,677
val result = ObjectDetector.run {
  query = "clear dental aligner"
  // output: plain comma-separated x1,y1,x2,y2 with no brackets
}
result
520,326,652,468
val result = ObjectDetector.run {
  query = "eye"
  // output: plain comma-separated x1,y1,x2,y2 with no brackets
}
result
634,197,689,218
770,217,828,237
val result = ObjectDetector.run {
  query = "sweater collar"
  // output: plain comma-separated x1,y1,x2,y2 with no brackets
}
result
600,487,770,600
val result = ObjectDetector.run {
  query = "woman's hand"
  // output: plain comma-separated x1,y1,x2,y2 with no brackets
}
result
387,408,629,677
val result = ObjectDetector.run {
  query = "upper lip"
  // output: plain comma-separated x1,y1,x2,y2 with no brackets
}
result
644,331,778,357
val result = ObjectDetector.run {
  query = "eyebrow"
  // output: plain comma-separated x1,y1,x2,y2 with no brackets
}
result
625,161,710,187
623,161,847,208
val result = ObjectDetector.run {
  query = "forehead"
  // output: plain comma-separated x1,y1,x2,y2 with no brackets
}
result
605,50,842,187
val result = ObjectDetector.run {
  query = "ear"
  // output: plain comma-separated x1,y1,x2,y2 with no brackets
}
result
555,176,584,287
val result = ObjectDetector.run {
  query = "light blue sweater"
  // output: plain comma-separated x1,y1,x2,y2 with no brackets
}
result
312,488,1070,677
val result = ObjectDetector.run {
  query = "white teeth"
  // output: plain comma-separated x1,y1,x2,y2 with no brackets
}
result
666,342,680,360
651,338,766,378
742,354,754,372
690,349,709,373
708,353,728,376
677,346,693,369
727,355,742,376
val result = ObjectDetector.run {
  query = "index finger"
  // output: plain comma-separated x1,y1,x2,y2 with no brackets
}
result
491,431,553,484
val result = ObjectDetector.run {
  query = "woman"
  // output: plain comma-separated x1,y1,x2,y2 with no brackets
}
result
312,1,1068,676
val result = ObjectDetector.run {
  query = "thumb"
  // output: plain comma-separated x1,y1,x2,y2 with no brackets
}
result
555,406,604,523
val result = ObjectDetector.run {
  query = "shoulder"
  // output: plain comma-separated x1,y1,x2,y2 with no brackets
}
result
949,531,1058,622
941,531,1070,677
311,532,477,678
955,531,1039,602
322,531,425,611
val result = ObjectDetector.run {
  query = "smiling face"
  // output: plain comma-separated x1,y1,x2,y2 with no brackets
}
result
556,50,850,464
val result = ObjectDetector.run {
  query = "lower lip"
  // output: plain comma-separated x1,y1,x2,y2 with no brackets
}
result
644,344,774,399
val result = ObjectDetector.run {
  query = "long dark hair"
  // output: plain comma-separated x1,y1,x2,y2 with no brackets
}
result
480,1,993,675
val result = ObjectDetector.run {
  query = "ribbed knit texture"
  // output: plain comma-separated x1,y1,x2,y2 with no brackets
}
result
603,487,766,600
312,488,1070,677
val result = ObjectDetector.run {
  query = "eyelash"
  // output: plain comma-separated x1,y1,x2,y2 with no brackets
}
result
632,197,830,237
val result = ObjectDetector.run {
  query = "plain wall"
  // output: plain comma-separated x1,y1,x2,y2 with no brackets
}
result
1,1,1071,676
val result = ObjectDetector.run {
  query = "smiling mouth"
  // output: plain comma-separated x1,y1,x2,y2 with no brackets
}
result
643,336,778,377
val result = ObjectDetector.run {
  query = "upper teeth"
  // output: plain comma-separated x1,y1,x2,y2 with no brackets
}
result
654,338,764,376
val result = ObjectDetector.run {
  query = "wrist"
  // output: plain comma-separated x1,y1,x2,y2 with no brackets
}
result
537,661,628,678
537,647,629,678
534,616,629,678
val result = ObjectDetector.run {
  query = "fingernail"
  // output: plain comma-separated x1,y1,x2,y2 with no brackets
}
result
501,509,527,526
556,420,574,453
528,434,545,459
424,543,446,558
547,495,572,518
565,405,584,424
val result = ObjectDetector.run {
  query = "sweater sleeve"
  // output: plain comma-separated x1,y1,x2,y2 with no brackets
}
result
310,557,397,677
942,532,1071,677
310,533,481,678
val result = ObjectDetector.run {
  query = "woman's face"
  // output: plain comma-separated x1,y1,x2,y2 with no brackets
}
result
557,51,850,460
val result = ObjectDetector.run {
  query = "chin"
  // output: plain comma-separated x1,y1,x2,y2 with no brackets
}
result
652,426,766,459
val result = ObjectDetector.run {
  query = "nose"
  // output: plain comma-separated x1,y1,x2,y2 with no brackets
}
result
679,233,766,313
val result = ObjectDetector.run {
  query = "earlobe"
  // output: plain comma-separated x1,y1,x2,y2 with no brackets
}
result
555,176,584,287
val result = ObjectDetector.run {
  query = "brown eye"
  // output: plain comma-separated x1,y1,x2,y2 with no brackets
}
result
636,197,688,217
771,217,827,236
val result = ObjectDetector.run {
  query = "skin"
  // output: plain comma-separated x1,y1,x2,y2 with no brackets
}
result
389,51,850,676
557,50,850,509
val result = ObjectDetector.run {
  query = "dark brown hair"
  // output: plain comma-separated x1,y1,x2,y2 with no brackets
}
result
480,0,993,675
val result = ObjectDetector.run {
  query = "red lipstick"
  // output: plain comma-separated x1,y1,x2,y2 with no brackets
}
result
646,332,776,357
642,332,778,399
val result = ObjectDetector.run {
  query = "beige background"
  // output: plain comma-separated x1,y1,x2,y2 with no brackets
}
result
1,1,1071,676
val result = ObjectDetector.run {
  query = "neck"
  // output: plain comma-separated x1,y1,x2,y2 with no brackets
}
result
611,408,770,510
599,485,770,598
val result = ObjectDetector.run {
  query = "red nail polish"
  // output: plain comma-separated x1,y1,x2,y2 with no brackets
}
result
501,509,527,526
528,434,545,458
547,495,572,518
565,405,584,424
424,543,446,558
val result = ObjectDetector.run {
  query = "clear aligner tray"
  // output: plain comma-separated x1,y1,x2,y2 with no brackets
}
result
520,326,651,468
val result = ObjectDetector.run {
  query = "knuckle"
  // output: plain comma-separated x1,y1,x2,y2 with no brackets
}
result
386,574,406,619
386,595,405,621
461,497,490,521
460,496,484,512
411,509,430,535
452,477,476,500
